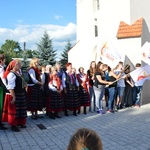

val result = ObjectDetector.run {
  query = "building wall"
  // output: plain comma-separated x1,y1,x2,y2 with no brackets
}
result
116,38,141,65
96,0,131,41
69,0,150,71
76,0,95,41
130,0,150,29
68,38,98,71
77,0,131,41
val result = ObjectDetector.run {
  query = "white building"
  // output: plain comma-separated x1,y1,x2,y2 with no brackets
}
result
68,0,150,71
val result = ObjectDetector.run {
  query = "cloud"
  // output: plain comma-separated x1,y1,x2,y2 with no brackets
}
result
0,23,76,59
54,15,63,20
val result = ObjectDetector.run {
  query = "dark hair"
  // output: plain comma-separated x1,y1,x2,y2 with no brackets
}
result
67,128,103,150
0,54,5,63
108,66,111,72
78,67,84,73
118,61,123,65
96,61,103,72
135,63,141,67
124,64,130,72
89,61,96,77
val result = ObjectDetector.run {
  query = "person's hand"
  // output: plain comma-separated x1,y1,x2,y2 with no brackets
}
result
40,82,43,86
105,82,112,87
108,82,113,85
122,74,127,79
57,90,61,94
91,76,94,80
10,96,16,105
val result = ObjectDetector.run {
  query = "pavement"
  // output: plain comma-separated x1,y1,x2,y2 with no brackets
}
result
0,103,150,150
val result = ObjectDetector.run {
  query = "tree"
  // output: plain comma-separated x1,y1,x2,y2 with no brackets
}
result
34,31,57,66
0,39,22,64
21,50,30,72
59,40,72,67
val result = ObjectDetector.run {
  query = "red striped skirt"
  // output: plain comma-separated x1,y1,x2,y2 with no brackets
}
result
2,93,26,126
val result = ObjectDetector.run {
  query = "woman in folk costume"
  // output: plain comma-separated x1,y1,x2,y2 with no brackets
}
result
27,58,44,119
2,59,27,132
0,54,7,130
47,66,64,119
62,63,80,116
76,67,90,114
41,65,52,116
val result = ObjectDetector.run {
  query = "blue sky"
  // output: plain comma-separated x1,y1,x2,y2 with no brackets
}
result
0,0,76,59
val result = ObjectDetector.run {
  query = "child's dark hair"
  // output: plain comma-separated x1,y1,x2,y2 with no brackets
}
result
67,128,103,150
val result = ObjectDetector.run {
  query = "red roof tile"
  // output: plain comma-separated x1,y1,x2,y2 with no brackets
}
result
117,18,143,39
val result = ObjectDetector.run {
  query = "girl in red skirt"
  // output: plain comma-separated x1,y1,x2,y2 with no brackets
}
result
47,66,64,119
0,54,7,130
2,59,27,132
76,67,90,114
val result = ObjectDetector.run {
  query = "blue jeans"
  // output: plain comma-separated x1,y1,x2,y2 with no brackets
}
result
108,87,116,110
93,85,105,111
89,86,96,111
132,86,142,105
117,87,125,97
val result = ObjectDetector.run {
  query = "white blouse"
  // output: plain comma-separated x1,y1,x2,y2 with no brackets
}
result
48,82,63,91
7,72,17,90
41,73,46,85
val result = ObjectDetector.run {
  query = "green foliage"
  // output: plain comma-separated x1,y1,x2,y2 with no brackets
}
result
59,40,72,67
22,49,36,72
0,39,22,65
34,31,57,66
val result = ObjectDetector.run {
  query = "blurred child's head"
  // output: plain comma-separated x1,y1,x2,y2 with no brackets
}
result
67,128,103,150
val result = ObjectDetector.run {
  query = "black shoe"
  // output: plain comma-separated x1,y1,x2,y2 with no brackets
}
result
64,110,69,116
84,107,87,114
31,115,37,120
11,126,20,132
84,111,87,115
73,111,77,116
120,105,123,109
49,113,55,119
18,125,27,128
117,105,120,110
0,125,7,130
54,113,61,118
78,109,80,114
110,110,115,113
106,103,108,107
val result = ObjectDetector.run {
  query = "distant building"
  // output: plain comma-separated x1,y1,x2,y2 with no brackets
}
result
68,0,150,71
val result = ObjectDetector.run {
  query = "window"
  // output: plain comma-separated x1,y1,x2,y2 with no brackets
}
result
95,0,99,10
95,25,98,37
93,0,100,11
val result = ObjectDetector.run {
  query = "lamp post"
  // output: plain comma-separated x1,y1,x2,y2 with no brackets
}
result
23,42,26,50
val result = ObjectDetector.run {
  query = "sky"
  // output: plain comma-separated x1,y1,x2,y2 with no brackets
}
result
0,0,76,59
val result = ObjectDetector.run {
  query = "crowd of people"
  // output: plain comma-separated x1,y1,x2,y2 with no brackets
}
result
0,54,142,132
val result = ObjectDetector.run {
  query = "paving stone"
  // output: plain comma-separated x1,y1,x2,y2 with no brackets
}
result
0,104,150,150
